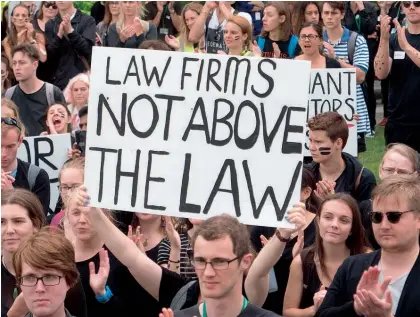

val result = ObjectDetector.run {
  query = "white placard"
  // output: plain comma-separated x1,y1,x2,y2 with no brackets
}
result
17,133,72,212
85,47,312,228
304,69,357,157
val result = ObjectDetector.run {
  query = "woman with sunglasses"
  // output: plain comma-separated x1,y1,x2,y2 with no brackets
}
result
282,194,370,317
96,2,121,46
359,143,420,249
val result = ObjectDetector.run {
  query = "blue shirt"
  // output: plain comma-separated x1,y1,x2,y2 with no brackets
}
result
323,27,371,134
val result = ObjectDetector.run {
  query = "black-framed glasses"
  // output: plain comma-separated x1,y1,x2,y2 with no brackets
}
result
299,34,319,41
44,2,57,9
1,117,21,130
20,275,63,287
402,1,420,8
191,256,240,270
369,210,415,224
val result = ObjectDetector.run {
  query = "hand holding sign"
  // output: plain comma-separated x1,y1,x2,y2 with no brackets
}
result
277,202,307,239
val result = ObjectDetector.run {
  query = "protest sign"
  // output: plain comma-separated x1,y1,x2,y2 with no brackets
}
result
17,134,72,211
304,69,357,156
85,47,311,228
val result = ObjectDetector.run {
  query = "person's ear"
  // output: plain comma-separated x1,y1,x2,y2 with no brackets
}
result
240,253,254,271
302,186,312,201
279,14,286,24
18,135,24,146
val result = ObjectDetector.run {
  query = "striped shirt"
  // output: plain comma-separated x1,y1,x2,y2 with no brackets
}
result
323,28,371,134
157,233,197,279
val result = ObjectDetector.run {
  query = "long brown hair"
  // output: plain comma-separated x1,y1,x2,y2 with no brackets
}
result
7,5,36,48
292,1,322,35
301,166,320,214
180,2,203,43
261,2,292,41
306,193,369,282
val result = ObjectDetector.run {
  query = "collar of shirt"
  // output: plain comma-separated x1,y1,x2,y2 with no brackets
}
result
70,8,77,21
323,27,351,45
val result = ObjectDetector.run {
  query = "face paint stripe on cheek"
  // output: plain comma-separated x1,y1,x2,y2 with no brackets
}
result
319,147,331,155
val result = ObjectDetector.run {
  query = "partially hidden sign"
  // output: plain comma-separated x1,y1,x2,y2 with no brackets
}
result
17,133,72,211
85,47,311,228
304,69,357,156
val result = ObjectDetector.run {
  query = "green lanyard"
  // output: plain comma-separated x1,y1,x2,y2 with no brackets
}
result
355,14,361,32
202,297,248,317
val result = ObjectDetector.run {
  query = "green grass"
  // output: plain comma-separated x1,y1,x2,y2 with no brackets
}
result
359,126,385,180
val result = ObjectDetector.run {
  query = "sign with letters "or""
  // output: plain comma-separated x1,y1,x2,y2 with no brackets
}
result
85,47,312,228
304,69,357,157
17,133,72,212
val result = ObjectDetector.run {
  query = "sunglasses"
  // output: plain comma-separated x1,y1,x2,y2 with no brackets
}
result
402,1,420,8
369,210,415,224
44,2,58,9
1,117,21,130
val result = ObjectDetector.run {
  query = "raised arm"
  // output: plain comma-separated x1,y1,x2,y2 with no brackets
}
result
188,1,217,42
245,203,307,307
74,187,162,301
374,15,393,80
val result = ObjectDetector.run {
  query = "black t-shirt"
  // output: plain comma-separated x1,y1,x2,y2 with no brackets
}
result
326,56,341,68
145,1,182,40
1,262,87,317
174,303,280,317
9,83,65,136
262,36,301,58
388,30,420,126
76,248,162,317
250,220,317,314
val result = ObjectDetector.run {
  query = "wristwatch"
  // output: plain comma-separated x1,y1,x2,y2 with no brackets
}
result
275,229,291,243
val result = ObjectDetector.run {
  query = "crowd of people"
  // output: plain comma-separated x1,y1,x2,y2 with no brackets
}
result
1,1,420,317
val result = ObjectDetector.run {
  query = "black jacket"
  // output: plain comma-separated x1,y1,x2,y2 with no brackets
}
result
316,250,420,317
344,2,378,37
307,153,377,203
14,159,50,216
45,9,96,90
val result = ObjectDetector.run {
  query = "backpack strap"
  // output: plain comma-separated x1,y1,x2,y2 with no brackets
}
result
347,31,358,65
45,82,56,106
27,164,41,191
170,280,197,311
257,36,265,52
355,167,364,192
4,85,17,100
288,35,299,58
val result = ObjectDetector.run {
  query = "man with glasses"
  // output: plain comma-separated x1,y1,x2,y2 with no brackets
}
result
375,1,420,153
316,174,420,317
13,227,80,317
173,215,279,317
1,116,50,216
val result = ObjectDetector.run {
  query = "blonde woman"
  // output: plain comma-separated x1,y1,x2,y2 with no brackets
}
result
63,73,90,132
107,1,157,48
164,2,203,53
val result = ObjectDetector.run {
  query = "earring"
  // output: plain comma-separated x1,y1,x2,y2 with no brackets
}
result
161,217,166,228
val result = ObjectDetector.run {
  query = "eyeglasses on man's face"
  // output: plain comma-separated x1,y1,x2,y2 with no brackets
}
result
191,256,240,270
402,1,420,8
369,210,415,224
